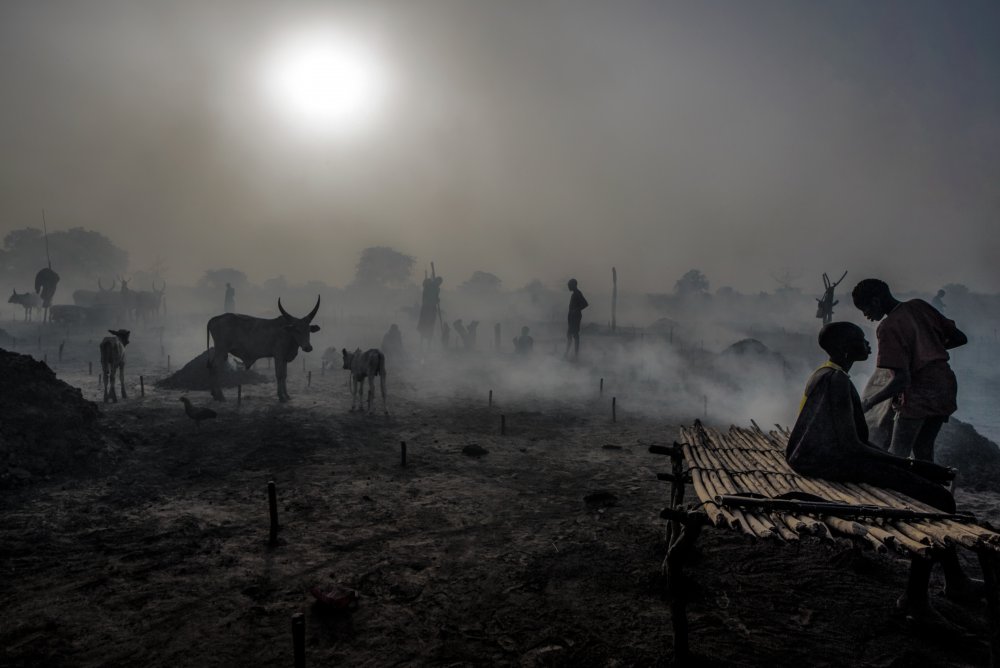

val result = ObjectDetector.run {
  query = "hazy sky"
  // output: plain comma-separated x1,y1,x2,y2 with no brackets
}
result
1,0,998,293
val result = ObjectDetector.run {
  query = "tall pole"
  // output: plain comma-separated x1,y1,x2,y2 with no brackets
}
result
611,267,617,333
42,209,52,269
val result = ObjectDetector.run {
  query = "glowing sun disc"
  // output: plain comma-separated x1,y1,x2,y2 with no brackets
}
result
262,29,387,135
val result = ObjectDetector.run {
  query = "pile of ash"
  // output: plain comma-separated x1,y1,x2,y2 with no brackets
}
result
937,418,1000,493
156,348,268,391
0,348,121,487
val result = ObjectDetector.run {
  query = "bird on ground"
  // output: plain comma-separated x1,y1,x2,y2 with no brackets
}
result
180,396,217,428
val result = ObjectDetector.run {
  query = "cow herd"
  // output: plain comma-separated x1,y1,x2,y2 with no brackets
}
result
88,295,389,414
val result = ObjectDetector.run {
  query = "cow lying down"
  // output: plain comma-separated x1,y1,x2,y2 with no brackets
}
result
342,348,387,414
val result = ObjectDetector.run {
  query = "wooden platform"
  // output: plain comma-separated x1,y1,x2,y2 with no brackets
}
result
653,421,1000,665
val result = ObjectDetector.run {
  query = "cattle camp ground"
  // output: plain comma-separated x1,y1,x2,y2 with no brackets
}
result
4,310,1000,667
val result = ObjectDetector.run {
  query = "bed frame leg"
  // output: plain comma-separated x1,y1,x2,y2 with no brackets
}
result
661,508,705,665
978,550,1000,668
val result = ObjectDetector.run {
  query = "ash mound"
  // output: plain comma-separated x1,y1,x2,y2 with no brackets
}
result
0,348,120,487
936,418,1000,493
156,348,268,391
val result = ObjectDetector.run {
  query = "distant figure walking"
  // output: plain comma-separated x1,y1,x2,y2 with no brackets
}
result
418,275,443,349
513,326,534,355
931,289,946,312
224,283,235,313
381,323,404,360
564,278,589,361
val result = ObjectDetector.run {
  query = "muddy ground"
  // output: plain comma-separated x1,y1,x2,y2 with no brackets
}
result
2,331,999,667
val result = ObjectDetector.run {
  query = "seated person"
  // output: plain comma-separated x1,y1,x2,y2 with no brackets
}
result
786,322,980,613
381,324,404,360
513,326,534,355
787,322,954,512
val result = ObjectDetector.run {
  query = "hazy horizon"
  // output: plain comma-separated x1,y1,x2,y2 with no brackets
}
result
2,1,998,294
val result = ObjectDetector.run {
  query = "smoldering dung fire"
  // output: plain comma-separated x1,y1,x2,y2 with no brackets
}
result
2,276,1000,666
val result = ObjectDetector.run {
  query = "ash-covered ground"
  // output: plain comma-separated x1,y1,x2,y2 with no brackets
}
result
3,319,1000,667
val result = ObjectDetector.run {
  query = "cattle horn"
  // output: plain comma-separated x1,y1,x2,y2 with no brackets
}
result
278,298,291,319
305,295,320,323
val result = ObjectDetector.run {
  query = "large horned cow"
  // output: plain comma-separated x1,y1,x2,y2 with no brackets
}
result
206,296,321,402
135,281,166,321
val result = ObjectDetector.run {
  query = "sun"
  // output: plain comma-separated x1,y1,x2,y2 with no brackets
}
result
262,28,388,137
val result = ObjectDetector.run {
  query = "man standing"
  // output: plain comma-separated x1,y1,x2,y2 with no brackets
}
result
564,278,588,361
224,283,236,313
852,278,968,462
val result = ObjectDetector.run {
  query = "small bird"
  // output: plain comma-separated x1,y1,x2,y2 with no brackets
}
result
180,396,217,428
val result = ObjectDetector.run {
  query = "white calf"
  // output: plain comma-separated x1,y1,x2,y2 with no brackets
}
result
99,329,130,403
342,347,387,414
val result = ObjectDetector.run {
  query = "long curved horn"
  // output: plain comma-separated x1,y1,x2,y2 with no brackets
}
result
278,298,291,319
305,294,321,323
98,277,106,291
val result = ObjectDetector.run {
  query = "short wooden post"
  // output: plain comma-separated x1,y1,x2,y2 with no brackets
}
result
167,355,171,372
140,376,145,397
58,340,65,362
401,441,407,467
500,414,506,435
237,384,242,407
703,395,707,419
43,353,47,365
321,361,326,376
612,396,617,423
89,361,93,375
292,612,305,668
660,510,705,664
494,323,501,351
307,371,312,387
268,480,279,546
488,389,493,407
599,377,604,396
302,357,306,372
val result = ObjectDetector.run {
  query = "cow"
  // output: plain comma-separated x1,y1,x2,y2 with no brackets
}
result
34,267,60,323
342,347,388,415
99,329,130,403
206,296,321,402
73,277,118,309
8,289,41,321
135,281,166,321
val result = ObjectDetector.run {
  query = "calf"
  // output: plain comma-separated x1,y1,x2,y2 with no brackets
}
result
8,289,41,321
99,329,130,403
342,348,388,414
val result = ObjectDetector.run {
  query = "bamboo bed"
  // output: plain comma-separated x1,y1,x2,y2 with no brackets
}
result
652,420,1000,665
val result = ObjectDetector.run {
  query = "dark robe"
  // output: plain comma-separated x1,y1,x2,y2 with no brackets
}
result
785,364,955,512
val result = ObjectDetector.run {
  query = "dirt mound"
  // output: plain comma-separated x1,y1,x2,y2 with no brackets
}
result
721,337,771,356
0,348,121,487
937,418,1000,492
155,348,269,390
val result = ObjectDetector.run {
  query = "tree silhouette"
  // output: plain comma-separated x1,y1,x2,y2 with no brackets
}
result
352,246,415,288
674,269,710,295
0,227,127,286
460,271,502,293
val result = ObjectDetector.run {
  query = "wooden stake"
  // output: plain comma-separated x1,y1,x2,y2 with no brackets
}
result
600,377,604,396
612,396,617,423
268,480,279,546
501,414,506,435
307,371,312,387
140,376,145,397
167,355,171,372
89,361,92,375
302,357,306,372
43,353,47,365
489,389,493,407
321,361,326,376
58,340,65,361
237,384,242,407
292,612,305,668
401,441,407,467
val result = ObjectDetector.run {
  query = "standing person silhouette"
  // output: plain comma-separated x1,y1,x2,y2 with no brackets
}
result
852,278,967,462
224,283,235,313
564,278,588,361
